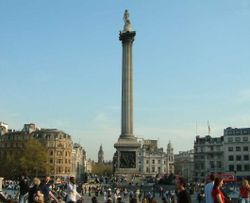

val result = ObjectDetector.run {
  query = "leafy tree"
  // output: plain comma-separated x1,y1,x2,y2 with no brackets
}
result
0,153,19,178
19,139,48,176
92,163,113,176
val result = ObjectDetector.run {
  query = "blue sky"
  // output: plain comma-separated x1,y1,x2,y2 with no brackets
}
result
1,1,250,160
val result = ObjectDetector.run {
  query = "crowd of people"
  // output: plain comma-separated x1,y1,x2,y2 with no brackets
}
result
204,174,250,203
2,174,250,203
1,175,189,203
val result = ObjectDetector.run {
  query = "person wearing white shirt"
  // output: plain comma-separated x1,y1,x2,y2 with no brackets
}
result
205,174,215,203
66,177,81,203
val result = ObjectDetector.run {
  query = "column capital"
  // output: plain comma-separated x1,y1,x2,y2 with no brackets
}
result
119,31,136,44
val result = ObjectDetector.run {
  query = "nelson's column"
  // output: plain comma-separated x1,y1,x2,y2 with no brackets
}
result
114,10,140,175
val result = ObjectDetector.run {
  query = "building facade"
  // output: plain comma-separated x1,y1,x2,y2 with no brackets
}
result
223,127,250,178
194,135,224,182
138,140,174,177
72,143,86,180
174,149,194,182
0,123,75,177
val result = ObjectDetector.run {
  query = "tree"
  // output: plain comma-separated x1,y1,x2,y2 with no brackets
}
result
0,152,20,178
92,163,113,177
19,139,48,176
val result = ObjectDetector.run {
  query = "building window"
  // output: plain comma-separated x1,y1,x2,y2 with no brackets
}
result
158,160,161,164
152,160,155,164
50,159,53,164
235,137,240,142
244,155,249,161
236,146,241,151
236,155,241,161
50,151,53,156
243,137,248,142
146,160,149,164
201,163,205,170
228,155,234,161
146,167,149,172
237,165,242,171
152,167,155,172
217,161,222,168
228,138,233,142
57,151,62,156
57,159,63,164
158,167,161,173
244,164,250,171
228,147,233,151
210,161,215,169
243,146,249,151
229,165,234,171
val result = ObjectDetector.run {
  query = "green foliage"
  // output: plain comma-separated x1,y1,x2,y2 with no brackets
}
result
19,139,48,176
92,163,113,176
0,153,20,178
0,139,48,177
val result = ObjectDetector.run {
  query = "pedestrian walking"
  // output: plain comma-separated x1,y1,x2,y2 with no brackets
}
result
239,177,250,203
176,177,191,203
205,174,215,203
212,177,225,203
19,175,29,203
39,176,59,203
28,178,42,203
66,177,81,203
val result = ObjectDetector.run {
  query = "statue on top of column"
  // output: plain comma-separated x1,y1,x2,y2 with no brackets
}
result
123,9,132,32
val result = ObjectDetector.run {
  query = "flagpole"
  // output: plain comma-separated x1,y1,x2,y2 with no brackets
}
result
196,121,198,136
207,120,211,135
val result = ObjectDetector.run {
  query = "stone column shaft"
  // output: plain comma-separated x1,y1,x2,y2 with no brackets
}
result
120,31,136,139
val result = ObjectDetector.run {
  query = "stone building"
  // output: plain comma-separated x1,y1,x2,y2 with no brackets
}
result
98,145,104,163
0,123,74,177
223,127,250,178
138,140,174,176
37,128,73,177
72,143,86,180
193,135,224,182
166,142,175,173
174,149,194,182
